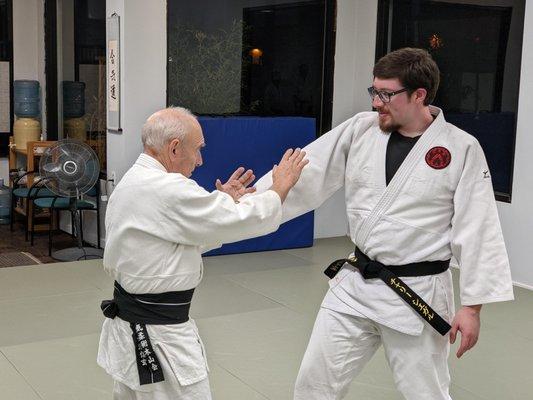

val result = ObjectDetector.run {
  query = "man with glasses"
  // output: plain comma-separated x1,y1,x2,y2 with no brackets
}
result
254,47,513,399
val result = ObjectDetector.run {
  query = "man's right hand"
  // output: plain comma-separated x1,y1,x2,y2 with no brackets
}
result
270,148,309,203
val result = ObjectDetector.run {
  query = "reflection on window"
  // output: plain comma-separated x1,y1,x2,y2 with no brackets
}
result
58,0,106,171
167,0,335,134
376,0,525,201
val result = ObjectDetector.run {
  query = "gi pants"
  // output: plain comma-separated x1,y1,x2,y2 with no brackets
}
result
294,308,452,400
113,377,211,400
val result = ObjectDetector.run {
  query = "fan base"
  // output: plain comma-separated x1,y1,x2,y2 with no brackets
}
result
52,247,104,262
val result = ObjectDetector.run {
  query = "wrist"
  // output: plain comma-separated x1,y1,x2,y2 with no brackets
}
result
463,304,482,315
270,183,288,203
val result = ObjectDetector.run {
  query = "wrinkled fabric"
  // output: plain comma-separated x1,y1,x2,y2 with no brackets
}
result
294,308,452,400
98,153,282,394
255,106,514,335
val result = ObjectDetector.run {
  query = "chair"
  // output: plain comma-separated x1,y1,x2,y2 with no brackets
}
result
30,178,101,256
10,170,55,240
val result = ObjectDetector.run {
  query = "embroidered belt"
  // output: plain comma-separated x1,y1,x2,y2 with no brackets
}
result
101,281,195,385
325,248,451,336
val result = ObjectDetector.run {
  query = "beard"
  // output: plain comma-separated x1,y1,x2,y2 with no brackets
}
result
378,112,401,133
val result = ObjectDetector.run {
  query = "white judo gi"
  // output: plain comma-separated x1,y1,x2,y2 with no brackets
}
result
255,106,514,399
97,153,282,399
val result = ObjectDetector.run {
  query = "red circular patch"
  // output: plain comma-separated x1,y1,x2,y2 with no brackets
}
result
425,147,451,169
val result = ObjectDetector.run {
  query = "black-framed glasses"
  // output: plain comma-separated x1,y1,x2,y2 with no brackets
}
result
367,87,409,103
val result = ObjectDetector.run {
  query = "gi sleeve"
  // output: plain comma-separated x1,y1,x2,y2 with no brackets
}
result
253,112,376,223
450,141,514,305
158,179,282,248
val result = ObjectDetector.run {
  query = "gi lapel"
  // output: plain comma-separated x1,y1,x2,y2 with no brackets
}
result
355,107,447,250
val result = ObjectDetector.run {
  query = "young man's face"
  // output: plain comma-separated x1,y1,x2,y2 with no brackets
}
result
371,77,418,133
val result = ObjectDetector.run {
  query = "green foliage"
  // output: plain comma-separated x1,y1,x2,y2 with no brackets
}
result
168,20,251,115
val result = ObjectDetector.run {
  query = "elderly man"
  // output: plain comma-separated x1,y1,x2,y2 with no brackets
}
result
97,107,308,399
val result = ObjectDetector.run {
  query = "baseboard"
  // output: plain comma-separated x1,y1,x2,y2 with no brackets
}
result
513,281,533,291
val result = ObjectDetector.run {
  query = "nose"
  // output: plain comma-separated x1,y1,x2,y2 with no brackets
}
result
372,94,384,108
196,152,203,167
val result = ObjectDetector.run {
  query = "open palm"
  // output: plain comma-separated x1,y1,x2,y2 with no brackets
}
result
216,167,256,201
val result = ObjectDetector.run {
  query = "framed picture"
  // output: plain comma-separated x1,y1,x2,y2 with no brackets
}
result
106,13,121,132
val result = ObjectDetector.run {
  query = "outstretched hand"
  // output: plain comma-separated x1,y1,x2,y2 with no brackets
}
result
270,148,309,202
216,167,256,201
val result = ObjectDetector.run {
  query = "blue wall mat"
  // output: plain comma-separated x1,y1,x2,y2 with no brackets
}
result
192,116,316,256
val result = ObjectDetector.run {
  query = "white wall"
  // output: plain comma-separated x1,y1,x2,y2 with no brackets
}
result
313,0,378,238
12,0,47,135
497,0,533,289
105,0,166,182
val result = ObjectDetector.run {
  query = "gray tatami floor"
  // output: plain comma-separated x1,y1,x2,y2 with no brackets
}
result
0,236,532,400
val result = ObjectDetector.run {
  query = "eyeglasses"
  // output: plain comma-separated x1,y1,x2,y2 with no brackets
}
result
367,87,409,103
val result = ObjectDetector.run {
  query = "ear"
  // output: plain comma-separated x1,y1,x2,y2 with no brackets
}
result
414,88,428,104
169,138,181,155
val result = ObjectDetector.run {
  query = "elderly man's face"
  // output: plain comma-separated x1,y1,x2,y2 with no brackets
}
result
168,119,205,177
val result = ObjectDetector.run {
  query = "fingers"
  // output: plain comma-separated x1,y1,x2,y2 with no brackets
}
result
456,334,466,358
454,330,478,358
215,179,223,191
244,187,257,194
229,166,245,182
456,333,472,358
240,169,255,187
298,158,310,170
282,148,294,162
288,148,301,161
295,150,306,166
449,322,458,344
244,174,256,187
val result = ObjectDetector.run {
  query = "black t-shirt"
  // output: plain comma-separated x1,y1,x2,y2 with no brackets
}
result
385,131,421,185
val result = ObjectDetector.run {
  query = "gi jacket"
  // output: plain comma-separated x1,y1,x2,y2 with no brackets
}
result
255,106,514,335
98,153,282,390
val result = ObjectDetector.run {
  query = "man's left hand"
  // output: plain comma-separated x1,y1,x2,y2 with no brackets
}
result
216,167,256,201
449,304,482,358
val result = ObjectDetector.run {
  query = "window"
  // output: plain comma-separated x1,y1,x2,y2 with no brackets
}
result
167,0,336,134
376,0,525,201
47,0,107,171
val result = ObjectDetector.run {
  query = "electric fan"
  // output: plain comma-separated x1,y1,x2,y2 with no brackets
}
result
39,139,103,261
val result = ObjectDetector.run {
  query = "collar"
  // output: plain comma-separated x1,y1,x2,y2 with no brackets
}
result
136,153,168,172
424,106,446,133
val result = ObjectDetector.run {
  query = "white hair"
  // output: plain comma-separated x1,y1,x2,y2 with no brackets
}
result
141,106,196,151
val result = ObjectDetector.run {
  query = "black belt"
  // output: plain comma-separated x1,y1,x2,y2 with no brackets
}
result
324,248,451,336
101,281,195,385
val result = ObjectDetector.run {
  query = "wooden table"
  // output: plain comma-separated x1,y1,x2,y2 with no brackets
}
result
9,137,57,232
